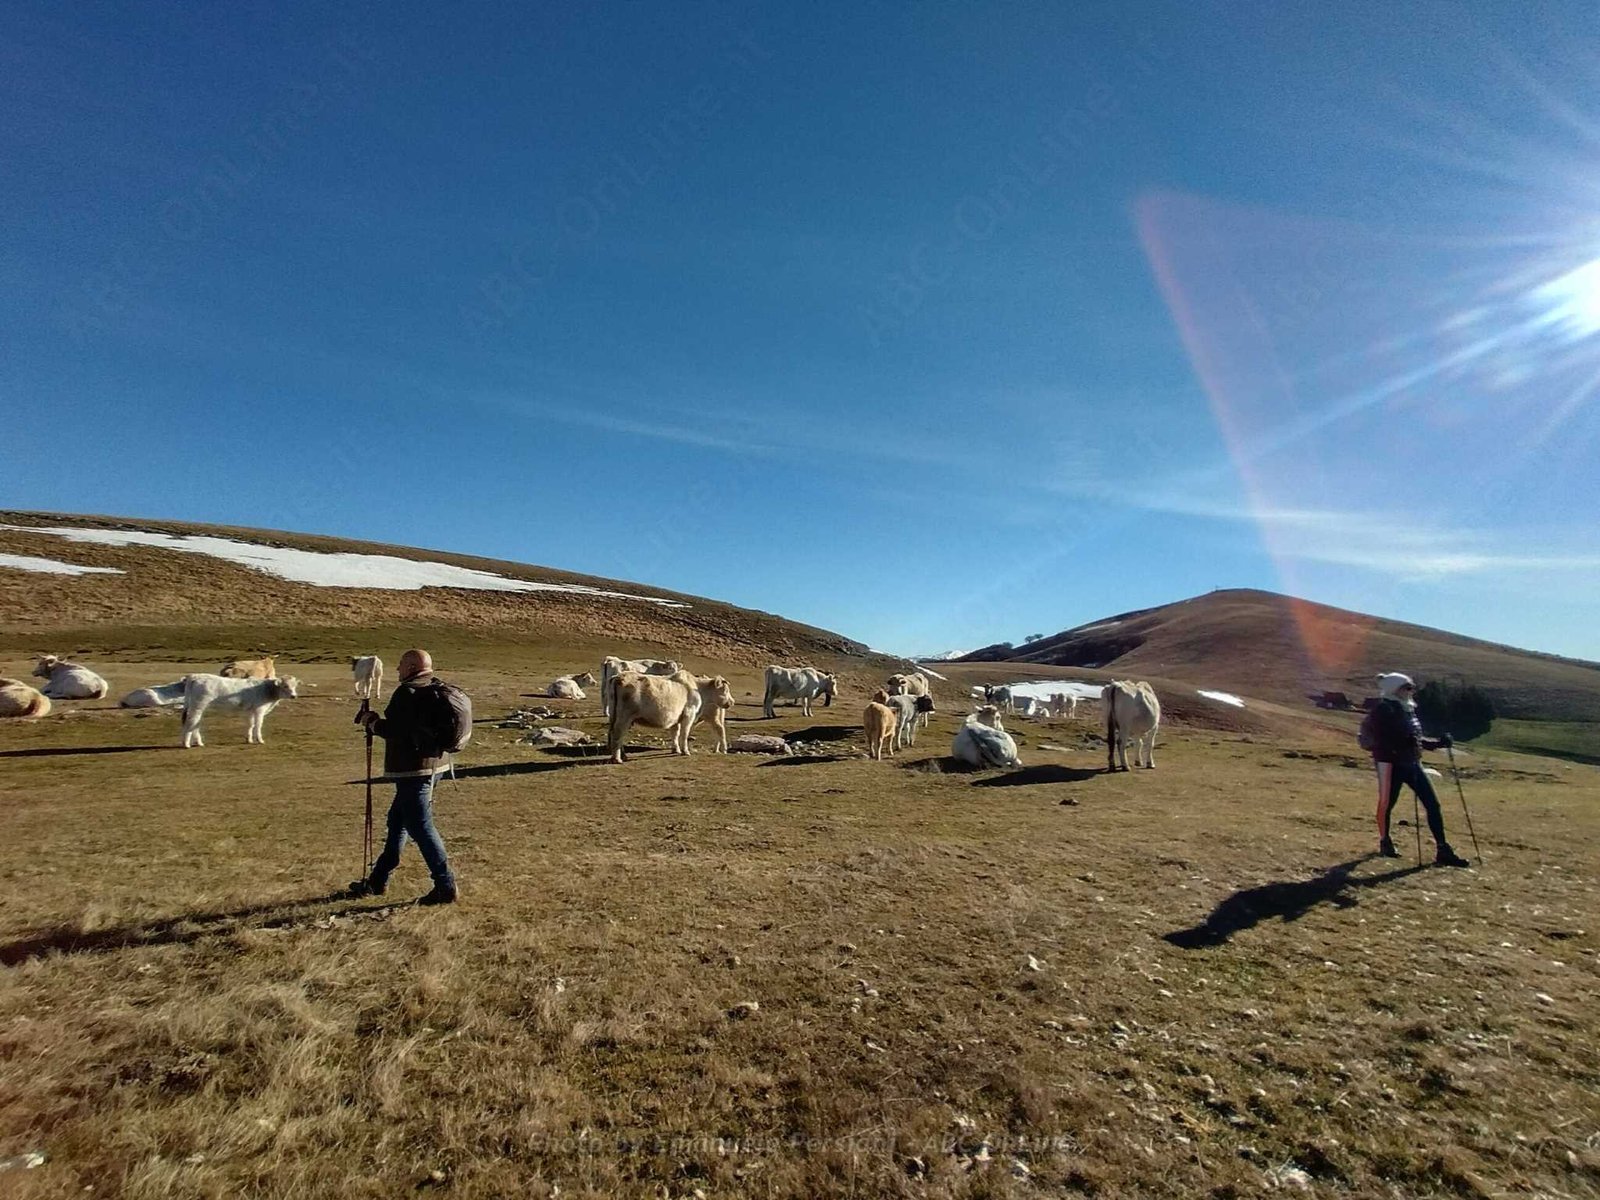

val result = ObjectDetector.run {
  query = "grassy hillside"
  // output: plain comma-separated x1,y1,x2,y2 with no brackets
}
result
0,512,870,672
963,589,1600,724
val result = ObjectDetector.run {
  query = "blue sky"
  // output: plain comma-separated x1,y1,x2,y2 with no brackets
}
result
5,2,1599,662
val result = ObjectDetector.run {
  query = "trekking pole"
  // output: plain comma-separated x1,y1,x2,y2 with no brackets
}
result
1446,744,1484,865
359,699,374,878
1412,789,1422,867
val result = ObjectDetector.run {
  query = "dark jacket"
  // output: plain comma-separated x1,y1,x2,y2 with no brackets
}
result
370,672,449,779
1369,697,1446,764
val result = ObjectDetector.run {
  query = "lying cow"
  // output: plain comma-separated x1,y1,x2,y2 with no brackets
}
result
31,655,109,700
864,697,898,760
689,674,736,752
120,681,188,708
952,709,1022,769
763,665,837,718
1102,680,1161,771
352,655,384,700
220,656,276,680
0,678,51,719
605,669,703,764
600,656,682,716
180,673,301,748
546,676,587,700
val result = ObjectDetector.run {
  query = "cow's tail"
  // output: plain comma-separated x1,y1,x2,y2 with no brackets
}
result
1105,688,1119,771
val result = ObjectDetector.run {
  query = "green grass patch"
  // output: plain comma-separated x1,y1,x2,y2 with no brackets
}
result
1474,718,1600,765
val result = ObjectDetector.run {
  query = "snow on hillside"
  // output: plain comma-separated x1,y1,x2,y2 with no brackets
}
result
1197,689,1246,707
0,552,125,577
913,649,973,662
970,680,1105,703
0,525,688,606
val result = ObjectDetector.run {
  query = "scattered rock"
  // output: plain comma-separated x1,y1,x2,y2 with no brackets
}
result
728,1001,760,1019
726,734,793,755
1265,1163,1312,1191
1026,955,1044,972
517,726,591,747
1535,992,1556,1006
0,1151,47,1171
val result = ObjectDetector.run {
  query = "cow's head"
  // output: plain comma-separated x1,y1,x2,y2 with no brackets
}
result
275,676,302,700
974,704,1003,730
707,676,734,710
32,655,59,678
821,673,837,706
871,688,890,704
915,694,936,714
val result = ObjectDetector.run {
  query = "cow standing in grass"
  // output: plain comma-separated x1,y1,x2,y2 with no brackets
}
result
606,669,704,763
1101,680,1161,771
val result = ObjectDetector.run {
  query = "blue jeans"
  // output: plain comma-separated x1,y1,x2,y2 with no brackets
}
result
1375,759,1447,849
370,775,454,890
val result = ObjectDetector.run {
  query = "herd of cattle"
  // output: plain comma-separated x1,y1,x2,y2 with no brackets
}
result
0,653,1165,773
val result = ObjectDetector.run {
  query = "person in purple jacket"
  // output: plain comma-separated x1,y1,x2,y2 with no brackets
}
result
1367,673,1470,868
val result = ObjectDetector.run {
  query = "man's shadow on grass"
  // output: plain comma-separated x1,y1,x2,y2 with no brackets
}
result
0,892,410,965
1163,855,1427,949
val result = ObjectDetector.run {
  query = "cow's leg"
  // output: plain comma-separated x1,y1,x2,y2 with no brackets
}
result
714,712,727,753
1144,727,1157,769
182,702,207,749
609,716,631,764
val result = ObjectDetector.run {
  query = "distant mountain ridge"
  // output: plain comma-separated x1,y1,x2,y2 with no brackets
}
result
956,589,1600,722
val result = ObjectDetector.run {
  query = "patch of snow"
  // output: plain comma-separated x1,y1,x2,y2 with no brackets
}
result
917,666,948,681
1004,680,1105,703
1198,689,1246,708
0,525,688,605
0,552,125,577
914,649,973,662
1070,620,1121,634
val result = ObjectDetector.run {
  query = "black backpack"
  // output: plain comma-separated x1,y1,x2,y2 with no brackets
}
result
418,679,473,756
1357,707,1378,752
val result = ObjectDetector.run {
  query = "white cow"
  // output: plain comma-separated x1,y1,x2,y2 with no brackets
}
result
886,671,934,728
952,711,1022,769
981,684,1015,714
180,674,301,748
689,674,737,752
546,677,587,700
600,656,682,716
1048,692,1077,719
31,656,109,700
1014,696,1043,719
883,691,936,748
1102,680,1161,771
605,669,703,763
352,655,384,700
0,678,51,719
120,681,188,708
762,665,837,718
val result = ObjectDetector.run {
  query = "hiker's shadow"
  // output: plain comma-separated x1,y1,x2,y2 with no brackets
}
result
0,892,409,966
1163,856,1427,949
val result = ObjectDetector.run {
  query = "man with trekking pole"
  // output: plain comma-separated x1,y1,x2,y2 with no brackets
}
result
1362,672,1471,868
347,648,469,905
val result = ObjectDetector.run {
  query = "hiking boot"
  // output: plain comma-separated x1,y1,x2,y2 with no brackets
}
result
1378,838,1400,859
1435,847,1471,869
417,883,457,906
348,878,385,898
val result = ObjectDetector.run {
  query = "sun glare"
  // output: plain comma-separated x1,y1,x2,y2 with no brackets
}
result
1534,255,1600,340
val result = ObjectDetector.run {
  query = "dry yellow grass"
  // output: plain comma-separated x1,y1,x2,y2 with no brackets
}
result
1,647,1598,1199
